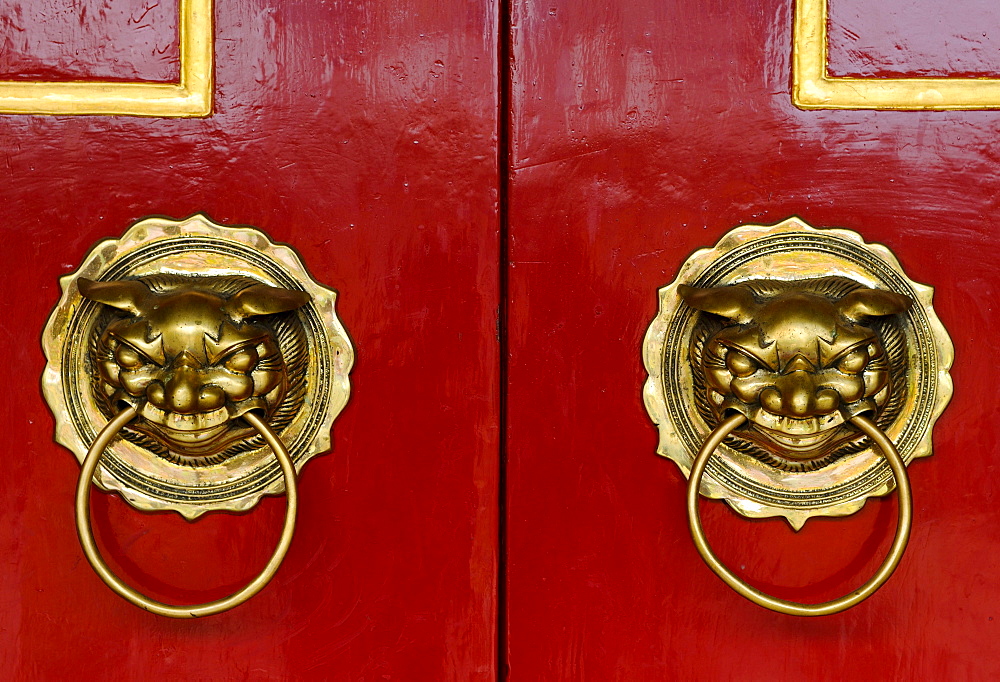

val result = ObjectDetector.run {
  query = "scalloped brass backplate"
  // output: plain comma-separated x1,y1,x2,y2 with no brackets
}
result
42,215,354,518
643,217,952,528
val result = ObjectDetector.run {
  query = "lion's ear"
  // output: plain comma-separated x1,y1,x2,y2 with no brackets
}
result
838,288,911,322
678,284,757,324
78,278,153,316
226,284,311,322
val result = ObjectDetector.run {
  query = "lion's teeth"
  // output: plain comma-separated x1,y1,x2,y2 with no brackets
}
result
140,403,229,431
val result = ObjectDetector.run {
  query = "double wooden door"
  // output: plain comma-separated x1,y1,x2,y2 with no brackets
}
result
3,1,999,679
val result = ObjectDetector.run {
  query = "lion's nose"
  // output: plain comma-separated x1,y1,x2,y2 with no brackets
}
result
760,373,840,418
146,352,226,414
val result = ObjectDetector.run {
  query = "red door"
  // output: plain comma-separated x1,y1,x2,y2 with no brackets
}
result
505,0,1000,678
2,1,499,678
6,1,1000,680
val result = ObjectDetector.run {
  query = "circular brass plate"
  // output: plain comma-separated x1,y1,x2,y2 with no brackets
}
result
642,217,953,528
42,214,354,518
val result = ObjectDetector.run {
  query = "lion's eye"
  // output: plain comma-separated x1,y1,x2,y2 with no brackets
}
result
838,347,870,374
224,347,259,373
725,350,758,378
114,344,148,370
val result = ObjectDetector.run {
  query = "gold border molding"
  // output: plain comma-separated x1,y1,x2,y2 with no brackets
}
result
793,0,1000,110
0,0,213,117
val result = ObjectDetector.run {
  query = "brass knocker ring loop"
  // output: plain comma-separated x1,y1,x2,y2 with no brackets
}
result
686,412,912,617
75,406,298,618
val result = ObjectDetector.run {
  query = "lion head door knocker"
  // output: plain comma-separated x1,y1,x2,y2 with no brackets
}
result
643,217,953,616
42,215,354,618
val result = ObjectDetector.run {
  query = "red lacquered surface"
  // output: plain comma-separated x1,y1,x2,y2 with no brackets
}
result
9,1,1000,678
506,0,998,679
1,1,499,679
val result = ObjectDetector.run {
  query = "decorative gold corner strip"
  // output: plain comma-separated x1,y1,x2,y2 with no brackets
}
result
0,0,213,118
793,0,1000,110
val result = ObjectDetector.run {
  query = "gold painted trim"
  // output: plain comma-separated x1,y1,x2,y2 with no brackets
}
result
793,0,1000,110
0,0,213,117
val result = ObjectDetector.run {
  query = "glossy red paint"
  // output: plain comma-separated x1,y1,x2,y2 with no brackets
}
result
506,0,998,679
7,0,1000,679
1,1,499,679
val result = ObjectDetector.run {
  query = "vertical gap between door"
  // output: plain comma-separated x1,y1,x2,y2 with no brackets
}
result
497,0,512,678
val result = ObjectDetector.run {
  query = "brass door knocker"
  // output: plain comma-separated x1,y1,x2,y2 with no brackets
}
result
42,215,354,617
643,217,952,616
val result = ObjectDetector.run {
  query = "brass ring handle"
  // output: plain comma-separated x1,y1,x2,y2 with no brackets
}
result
75,407,298,618
686,412,912,617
